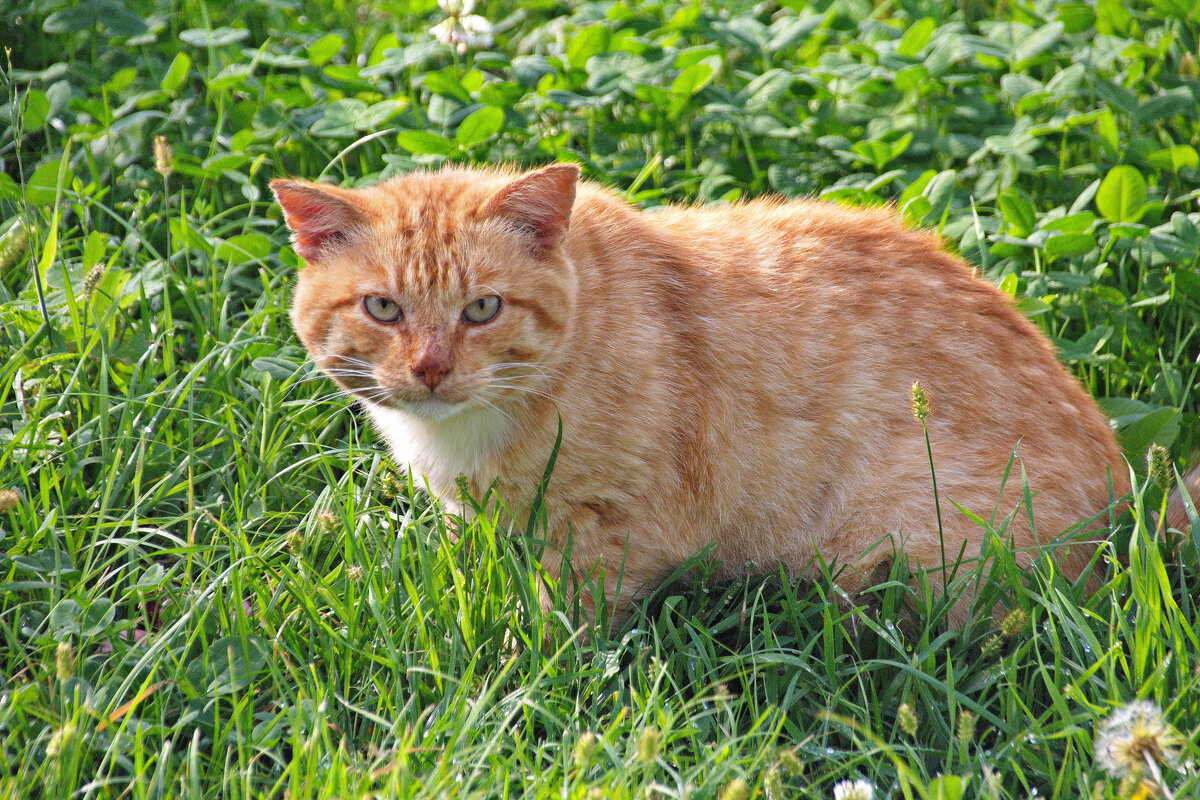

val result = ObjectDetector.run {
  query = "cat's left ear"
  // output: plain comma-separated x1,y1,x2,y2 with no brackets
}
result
483,164,579,252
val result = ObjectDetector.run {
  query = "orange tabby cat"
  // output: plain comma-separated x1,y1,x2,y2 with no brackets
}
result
272,163,1131,628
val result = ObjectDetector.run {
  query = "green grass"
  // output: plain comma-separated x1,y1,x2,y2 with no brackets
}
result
2,0,1199,796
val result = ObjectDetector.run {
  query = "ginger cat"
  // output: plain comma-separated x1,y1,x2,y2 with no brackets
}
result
272,163,1130,628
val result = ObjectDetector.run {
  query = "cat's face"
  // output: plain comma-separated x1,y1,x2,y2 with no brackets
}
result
272,165,579,423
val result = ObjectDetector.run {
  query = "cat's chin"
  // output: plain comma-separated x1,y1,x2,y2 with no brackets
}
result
386,395,468,422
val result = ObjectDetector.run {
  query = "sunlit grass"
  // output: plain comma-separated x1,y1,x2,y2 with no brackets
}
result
2,0,1199,796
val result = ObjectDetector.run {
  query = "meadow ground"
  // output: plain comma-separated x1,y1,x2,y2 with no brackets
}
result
1,0,1199,797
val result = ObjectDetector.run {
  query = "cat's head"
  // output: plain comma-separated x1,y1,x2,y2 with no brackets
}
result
271,164,579,422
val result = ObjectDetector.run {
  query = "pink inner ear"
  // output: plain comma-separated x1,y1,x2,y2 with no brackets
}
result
271,181,362,262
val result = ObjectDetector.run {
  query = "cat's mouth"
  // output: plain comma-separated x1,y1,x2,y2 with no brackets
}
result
384,393,467,422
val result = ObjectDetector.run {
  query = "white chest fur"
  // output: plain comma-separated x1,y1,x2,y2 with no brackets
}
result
365,401,513,493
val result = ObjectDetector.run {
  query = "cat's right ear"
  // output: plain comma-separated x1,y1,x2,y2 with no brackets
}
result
270,180,364,262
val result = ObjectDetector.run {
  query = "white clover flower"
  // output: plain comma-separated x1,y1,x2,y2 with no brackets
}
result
832,778,874,800
437,0,474,15
431,0,493,54
1094,700,1182,779
459,14,494,47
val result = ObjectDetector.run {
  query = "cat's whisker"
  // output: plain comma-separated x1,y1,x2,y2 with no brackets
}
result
470,395,516,425
480,362,563,379
484,382,556,402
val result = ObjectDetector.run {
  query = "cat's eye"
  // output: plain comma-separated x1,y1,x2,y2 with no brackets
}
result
463,295,502,324
363,295,403,323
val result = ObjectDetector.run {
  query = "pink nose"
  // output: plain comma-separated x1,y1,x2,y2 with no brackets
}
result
411,346,451,390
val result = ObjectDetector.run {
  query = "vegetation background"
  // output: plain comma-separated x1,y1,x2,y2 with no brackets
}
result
1,0,1198,797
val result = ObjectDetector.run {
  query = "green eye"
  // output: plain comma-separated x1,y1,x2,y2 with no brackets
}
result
363,295,402,323
463,295,502,324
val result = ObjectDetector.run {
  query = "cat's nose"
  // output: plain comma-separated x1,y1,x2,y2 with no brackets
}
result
411,345,452,390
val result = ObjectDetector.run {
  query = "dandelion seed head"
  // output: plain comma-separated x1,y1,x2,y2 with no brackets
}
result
1094,701,1182,779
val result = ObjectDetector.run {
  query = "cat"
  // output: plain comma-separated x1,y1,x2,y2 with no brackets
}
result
272,162,1138,629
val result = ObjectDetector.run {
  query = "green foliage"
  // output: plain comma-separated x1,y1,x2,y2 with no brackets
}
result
1,0,1199,797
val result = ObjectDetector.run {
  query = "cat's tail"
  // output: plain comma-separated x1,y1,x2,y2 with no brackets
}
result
1164,464,1200,534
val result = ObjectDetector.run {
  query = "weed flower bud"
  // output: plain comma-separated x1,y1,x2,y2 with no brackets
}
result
153,135,174,178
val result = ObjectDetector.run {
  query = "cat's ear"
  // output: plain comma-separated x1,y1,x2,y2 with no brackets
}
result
270,180,365,262
483,164,579,252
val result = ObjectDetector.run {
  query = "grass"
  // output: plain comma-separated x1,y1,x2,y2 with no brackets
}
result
2,0,1199,796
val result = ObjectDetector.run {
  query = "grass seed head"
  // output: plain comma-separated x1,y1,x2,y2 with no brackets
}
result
1094,701,1182,779
898,702,918,736
83,265,106,298
832,778,874,800
573,731,598,766
764,767,784,800
636,726,660,763
777,748,804,776
956,710,976,745
1145,444,1172,492
285,528,304,555
55,641,74,682
315,511,338,534
45,723,77,758
153,135,173,178
1000,607,1028,639
719,777,749,800
910,381,931,422
1182,51,1198,78
346,565,364,583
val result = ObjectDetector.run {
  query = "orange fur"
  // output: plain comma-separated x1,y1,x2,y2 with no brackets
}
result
272,163,1129,627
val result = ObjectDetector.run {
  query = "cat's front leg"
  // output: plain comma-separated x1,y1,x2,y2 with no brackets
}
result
535,509,676,635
